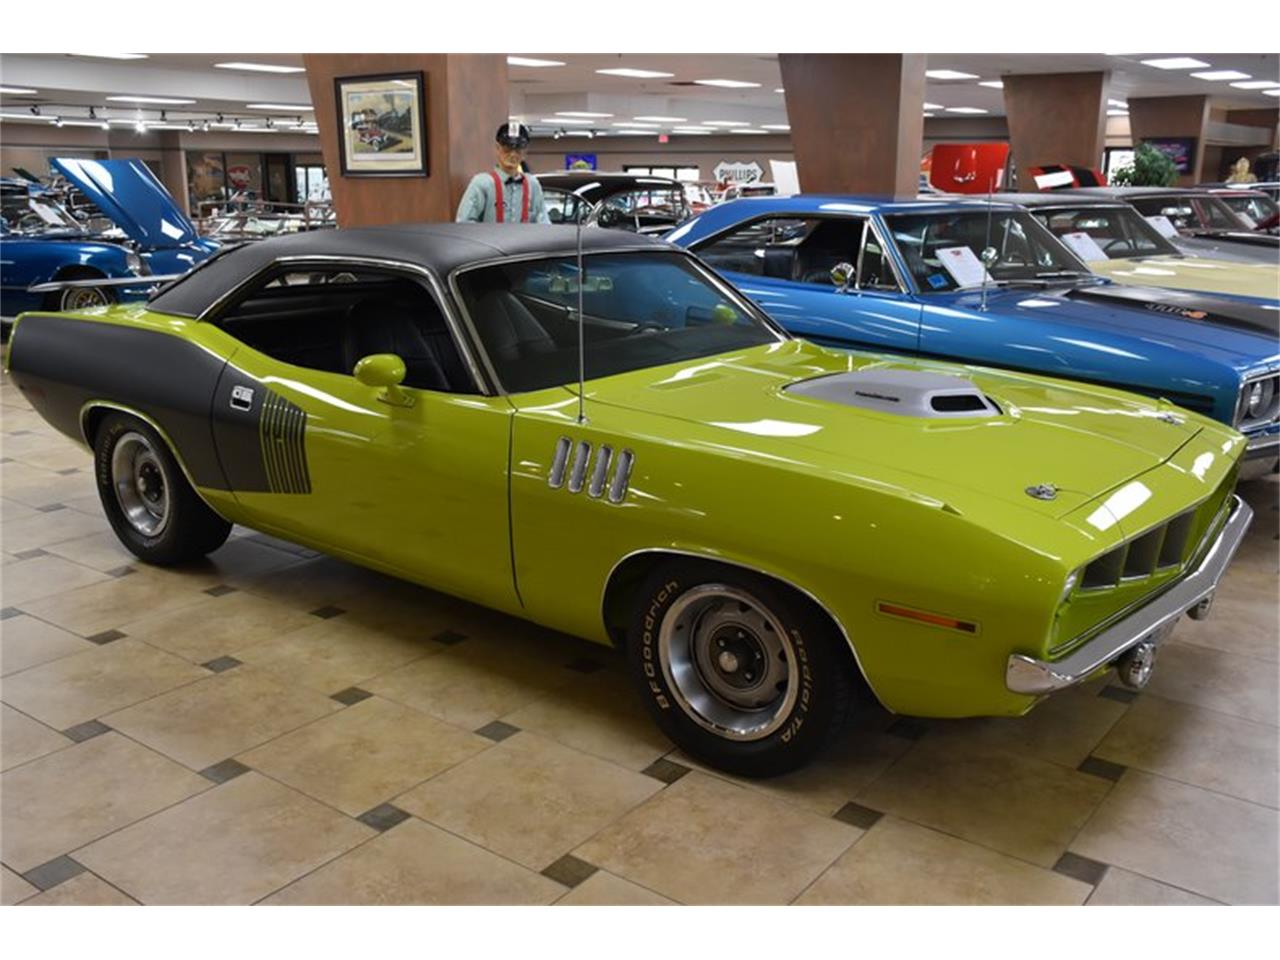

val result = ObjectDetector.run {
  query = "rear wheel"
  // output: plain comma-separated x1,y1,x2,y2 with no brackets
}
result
93,413,231,564
626,559,857,778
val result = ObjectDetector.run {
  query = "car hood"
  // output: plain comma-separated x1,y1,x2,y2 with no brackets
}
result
579,339,1213,520
50,158,199,249
1090,255,1280,302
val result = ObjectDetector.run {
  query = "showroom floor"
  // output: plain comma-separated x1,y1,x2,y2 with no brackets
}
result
1,367,1277,907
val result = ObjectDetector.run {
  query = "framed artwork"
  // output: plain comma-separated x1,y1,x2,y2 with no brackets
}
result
334,72,428,177
1142,138,1196,174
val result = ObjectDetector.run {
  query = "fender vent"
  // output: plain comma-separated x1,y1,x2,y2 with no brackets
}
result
259,390,311,494
785,369,1001,418
547,437,634,503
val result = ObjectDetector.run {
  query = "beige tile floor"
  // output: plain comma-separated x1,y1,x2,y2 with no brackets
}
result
1,368,1277,906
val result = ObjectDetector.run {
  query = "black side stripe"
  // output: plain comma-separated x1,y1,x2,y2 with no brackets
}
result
258,390,311,494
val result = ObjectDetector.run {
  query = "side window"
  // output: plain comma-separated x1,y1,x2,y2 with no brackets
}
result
695,217,813,279
858,231,899,291
212,265,475,394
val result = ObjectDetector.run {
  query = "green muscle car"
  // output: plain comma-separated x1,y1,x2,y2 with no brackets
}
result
4,224,1253,777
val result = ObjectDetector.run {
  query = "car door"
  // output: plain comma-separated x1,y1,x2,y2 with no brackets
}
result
206,262,519,612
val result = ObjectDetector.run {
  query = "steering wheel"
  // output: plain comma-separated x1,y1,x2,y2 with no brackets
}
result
1101,238,1131,254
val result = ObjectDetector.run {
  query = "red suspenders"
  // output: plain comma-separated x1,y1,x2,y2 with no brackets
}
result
488,170,530,223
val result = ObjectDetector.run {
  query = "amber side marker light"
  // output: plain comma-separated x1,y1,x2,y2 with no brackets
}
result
876,602,979,635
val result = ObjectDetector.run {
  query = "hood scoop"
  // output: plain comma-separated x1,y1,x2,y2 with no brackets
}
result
785,368,1001,419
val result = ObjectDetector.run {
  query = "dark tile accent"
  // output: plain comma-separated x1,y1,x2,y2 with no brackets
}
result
36,503,67,512
62,719,111,743
640,758,691,785
203,584,238,597
432,629,468,646
331,686,373,706
1077,756,1127,782
85,629,126,646
541,854,598,889
356,803,411,832
1099,685,1138,704
13,547,48,560
56,467,81,476
202,656,242,674
105,565,135,579
0,607,22,620
565,656,605,674
309,605,345,620
1053,852,1110,887
833,801,884,831
199,758,251,784
475,720,520,743
886,717,930,740
0,456,12,462
22,856,86,892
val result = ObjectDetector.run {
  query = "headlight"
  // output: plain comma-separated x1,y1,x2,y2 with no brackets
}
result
125,250,144,274
1238,376,1278,425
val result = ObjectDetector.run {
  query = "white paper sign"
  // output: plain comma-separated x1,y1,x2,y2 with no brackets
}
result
1235,211,1258,230
1145,215,1180,239
1059,231,1109,262
769,159,800,197
936,246,991,287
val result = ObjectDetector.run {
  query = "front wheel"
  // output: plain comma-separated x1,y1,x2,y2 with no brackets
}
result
626,560,857,778
93,413,231,565
59,284,116,311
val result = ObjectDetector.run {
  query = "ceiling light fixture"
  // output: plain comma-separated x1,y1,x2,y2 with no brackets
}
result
1265,89,1280,97
596,68,674,79
926,69,979,80
1107,109,1129,116
923,113,935,118
944,106,988,114
612,121,660,128
29,104,40,115
1191,70,1251,81
978,80,1004,89
1230,80,1280,89
694,79,761,88
634,115,687,122
507,56,565,68
1140,57,1210,70
0,112,50,121
214,61,305,74
69,53,148,60
555,111,613,118
107,95,196,105
760,124,790,131
540,117,591,124
0,85,38,95
53,116,63,127
672,128,711,135
246,103,313,111
923,102,943,110
1107,99,1129,108
702,120,750,127
774,88,785,93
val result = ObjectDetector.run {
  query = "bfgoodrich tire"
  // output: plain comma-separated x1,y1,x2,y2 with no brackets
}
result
626,559,857,778
93,412,232,565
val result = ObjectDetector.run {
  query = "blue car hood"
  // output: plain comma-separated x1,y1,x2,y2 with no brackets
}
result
946,283,1280,372
51,157,199,250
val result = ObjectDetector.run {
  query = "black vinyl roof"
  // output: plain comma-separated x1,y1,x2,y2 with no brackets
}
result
535,172,683,202
150,222,666,318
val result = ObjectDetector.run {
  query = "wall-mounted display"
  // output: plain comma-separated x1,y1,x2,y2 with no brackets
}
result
1142,138,1196,174
564,153,597,170
334,71,428,177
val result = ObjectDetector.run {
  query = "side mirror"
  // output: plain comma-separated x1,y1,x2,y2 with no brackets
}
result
354,353,413,407
830,261,855,292
980,246,999,268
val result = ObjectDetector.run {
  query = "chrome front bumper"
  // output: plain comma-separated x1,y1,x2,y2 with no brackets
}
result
1240,433,1279,480
1006,495,1254,696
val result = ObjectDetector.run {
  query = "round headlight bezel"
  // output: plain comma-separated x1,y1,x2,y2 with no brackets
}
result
1246,379,1273,419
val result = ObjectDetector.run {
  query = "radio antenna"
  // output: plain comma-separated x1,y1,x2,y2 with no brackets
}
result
979,174,995,312
576,203,587,424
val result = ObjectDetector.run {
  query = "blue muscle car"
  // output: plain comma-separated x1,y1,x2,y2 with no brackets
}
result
668,195,1280,476
1,158,217,330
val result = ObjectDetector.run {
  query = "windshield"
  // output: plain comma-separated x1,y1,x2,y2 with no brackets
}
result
0,189,84,235
1032,205,1180,259
1218,193,1278,228
885,210,1089,292
543,188,591,225
455,251,782,393
1128,194,1242,231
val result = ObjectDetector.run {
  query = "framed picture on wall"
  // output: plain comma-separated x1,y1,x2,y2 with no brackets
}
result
334,71,428,177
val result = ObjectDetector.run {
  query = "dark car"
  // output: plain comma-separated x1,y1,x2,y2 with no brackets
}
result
536,172,691,234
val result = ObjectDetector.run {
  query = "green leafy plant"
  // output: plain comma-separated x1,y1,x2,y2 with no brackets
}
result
1110,143,1178,186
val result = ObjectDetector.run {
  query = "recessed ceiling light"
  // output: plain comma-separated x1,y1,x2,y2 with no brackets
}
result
774,88,785,94
612,121,660,128
0,112,52,121
507,56,565,68
1107,98,1129,108
246,103,314,111
596,68,674,79
1230,80,1280,89
1140,57,1211,70
0,86,38,95
556,111,612,118
1107,109,1129,116
978,80,1004,89
694,79,761,89
734,129,768,134
106,95,196,105
540,117,592,124
761,124,790,131
69,53,148,60
1191,70,1251,81
926,69,979,80
923,102,944,110
702,120,750,127
611,129,653,135
214,62,304,74
944,107,988,114
923,113,935,118
673,127,712,134
634,115,687,122
1265,89,1280,97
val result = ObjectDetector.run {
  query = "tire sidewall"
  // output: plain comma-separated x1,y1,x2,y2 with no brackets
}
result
94,415,177,557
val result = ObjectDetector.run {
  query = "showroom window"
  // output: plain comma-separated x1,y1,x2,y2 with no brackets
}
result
210,264,475,394
696,215,897,290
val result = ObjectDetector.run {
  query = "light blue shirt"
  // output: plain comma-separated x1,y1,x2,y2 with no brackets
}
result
456,166,550,224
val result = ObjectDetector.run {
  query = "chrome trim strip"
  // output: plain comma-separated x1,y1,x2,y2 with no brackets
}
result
1007,495,1253,696
195,254,491,396
599,547,890,711
588,444,613,498
77,400,230,521
548,436,572,488
608,449,634,503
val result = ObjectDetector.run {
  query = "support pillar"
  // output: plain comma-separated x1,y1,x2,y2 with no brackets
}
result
303,54,507,226
1126,95,1210,185
1003,72,1108,190
779,54,925,198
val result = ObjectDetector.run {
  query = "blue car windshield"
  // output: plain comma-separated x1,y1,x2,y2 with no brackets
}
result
885,210,1089,292
455,251,782,393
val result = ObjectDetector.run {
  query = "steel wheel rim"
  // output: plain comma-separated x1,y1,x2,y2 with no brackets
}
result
111,432,170,537
658,583,798,741
60,287,110,311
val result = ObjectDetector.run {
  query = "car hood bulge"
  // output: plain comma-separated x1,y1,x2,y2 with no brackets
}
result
51,157,200,249
585,340,1208,519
